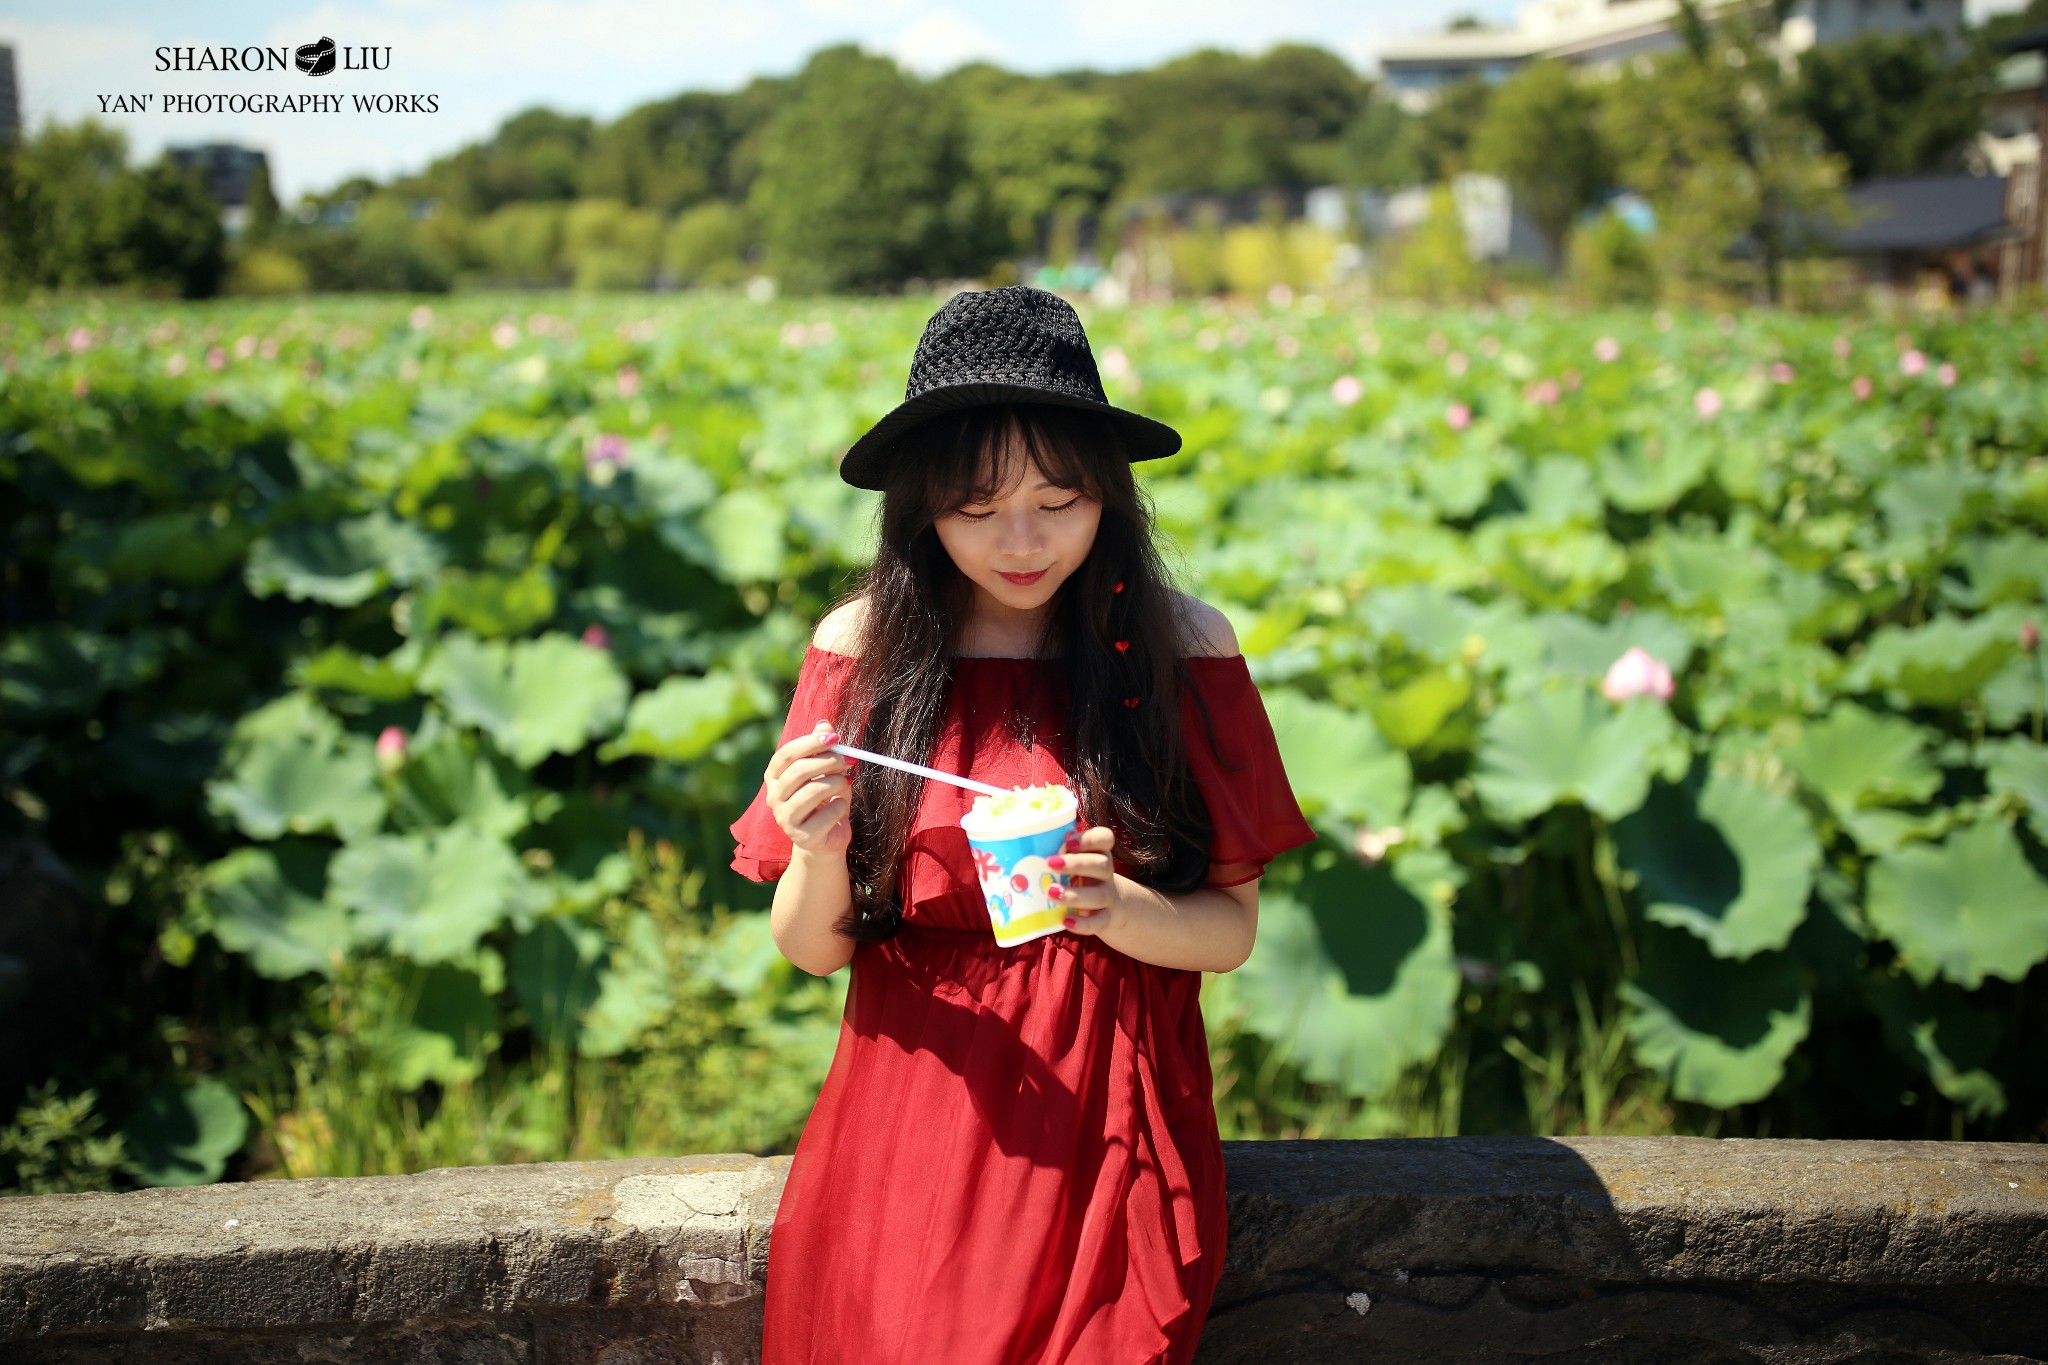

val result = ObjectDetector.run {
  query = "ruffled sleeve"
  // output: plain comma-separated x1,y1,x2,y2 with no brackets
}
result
1179,655,1319,887
729,645,857,882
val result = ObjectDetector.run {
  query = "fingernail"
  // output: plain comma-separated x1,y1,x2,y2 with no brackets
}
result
1047,885,1063,900
824,732,840,745
1047,854,1065,869
1063,916,1076,928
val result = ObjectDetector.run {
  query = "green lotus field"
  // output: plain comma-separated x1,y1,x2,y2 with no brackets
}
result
4,289,2045,1185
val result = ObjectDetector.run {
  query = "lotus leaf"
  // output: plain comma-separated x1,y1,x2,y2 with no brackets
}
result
390,718,532,838
1614,767,1819,959
195,840,350,979
1261,686,1411,830
366,963,501,1090
1474,686,1689,824
579,910,676,1057
419,631,629,767
1866,817,2048,989
1779,702,1942,825
1620,922,1811,1106
1859,971,2007,1120
244,511,447,606
1840,610,2022,708
203,692,386,842
1226,850,1463,1098
328,825,536,963
603,669,770,763
119,1077,249,1187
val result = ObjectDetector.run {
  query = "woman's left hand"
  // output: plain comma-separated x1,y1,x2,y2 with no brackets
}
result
1050,826,1126,937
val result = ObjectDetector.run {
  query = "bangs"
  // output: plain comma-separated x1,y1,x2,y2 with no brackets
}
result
924,404,1100,514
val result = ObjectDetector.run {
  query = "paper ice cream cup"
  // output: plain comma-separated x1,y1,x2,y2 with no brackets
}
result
960,784,1080,947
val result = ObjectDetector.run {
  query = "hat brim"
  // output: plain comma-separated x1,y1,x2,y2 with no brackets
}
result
838,382,1184,491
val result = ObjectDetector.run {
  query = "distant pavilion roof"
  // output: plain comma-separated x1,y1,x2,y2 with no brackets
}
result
1816,174,2017,254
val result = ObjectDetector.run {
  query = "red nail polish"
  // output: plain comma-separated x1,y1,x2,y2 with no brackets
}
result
1047,885,1063,899
1047,854,1065,869
1063,916,1076,928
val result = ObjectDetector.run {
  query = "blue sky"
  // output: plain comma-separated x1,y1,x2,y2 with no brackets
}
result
0,0,2026,204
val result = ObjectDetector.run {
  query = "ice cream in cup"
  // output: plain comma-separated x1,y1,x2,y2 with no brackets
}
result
960,782,1080,946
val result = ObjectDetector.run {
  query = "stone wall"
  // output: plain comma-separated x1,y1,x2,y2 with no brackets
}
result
4,1136,2045,1363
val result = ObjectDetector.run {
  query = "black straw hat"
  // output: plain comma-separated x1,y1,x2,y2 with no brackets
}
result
838,285,1183,491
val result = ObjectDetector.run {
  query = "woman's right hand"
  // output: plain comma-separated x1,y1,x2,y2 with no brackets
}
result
766,720,855,857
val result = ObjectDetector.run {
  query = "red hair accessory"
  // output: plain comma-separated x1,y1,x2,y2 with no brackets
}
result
1114,639,1129,652
1123,696,1140,708
1112,581,1124,593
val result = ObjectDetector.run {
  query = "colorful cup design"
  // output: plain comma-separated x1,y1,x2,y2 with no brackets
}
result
961,789,1078,947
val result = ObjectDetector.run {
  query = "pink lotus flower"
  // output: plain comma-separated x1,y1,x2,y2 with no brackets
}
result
581,624,612,651
1446,401,1472,430
1852,375,1873,401
1693,386,1723,419
1832,334,1852,359
492,320,519,349
616,364,640,398
1938,362,1957,387
1594,336,1621,362
585,433,630,470
205,347,226,370
1526,378,1560,406
1601,645,1675,702
2021,619,2040,653
1899,349,1928,377
1330,374,1362,406
1770,361,1795,384
68,326,94,353
375,726,408,774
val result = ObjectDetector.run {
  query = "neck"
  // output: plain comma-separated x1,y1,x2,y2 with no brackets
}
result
959,580,1054,657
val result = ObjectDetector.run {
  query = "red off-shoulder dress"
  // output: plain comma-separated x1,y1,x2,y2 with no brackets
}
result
728,643,1317,1365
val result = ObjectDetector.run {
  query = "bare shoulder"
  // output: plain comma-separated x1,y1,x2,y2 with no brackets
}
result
1171,590,1239,659
811,594,869,657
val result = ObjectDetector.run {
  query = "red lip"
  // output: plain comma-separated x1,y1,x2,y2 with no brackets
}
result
998,569,1048,585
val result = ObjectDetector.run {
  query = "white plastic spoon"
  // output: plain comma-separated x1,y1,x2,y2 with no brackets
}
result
826,741,1010,799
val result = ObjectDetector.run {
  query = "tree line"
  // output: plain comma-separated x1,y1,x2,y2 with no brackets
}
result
0,0,2039,303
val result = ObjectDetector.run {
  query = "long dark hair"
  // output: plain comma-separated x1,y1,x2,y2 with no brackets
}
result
825,401,1222,943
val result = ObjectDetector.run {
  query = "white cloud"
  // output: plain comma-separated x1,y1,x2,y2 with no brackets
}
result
885,8,1012,76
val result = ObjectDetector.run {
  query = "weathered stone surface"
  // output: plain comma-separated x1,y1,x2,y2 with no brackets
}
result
2,1137,2043,1362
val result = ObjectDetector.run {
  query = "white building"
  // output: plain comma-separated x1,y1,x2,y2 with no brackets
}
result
1378,0,1966,112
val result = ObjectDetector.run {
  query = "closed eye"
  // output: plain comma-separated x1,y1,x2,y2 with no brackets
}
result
955,499,1082,521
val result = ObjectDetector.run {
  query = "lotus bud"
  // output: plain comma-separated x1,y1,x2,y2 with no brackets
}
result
1693,386,1722,419
1594,336,1620,362
616,364,640,398
1937,362,1957,387
376,726,408,775
582,623,611,651
1900,349,1928,377
1353,824,1406,864
1601,645,1675,703
2023,620,2040,653
1446,401,1472,431
1852,375,1872,401
1330,374,1362,406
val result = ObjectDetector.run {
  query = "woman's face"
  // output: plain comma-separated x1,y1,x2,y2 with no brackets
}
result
932,430,1101,630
